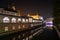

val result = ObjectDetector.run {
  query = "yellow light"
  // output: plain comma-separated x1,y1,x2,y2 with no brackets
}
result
27,12,39,19
18,10,21,16
31,14,39,19
5,27,8,31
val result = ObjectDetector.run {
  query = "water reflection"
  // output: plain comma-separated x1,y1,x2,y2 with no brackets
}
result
0,31,32,40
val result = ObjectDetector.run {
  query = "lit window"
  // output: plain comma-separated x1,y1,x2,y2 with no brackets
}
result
11,18,16,23
33,20,35,22
3,17,10,23
23,25,25,28
12,26,15,30
26,19,28,22
18,25,21,29
22,18,25,22
18,18,21,22
29,18,33,22
5,27,8,31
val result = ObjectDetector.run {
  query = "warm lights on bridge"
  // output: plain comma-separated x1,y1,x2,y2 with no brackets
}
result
28,13,39,19
31,15,39,19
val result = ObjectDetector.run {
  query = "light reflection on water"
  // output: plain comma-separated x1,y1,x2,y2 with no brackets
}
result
0,31,33,40
1,35,21,40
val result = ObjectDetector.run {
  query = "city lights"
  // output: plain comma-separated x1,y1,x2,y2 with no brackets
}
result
3,17,10,23
18,18,21,22
11,18,16,23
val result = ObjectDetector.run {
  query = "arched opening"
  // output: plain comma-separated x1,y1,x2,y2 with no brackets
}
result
11,18,16,23
18,18,21,22
3,17,10,23
22,18,25,23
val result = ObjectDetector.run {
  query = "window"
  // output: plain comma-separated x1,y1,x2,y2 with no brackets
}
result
3,17,10,23
18,18,21,22
23,25,25,28
18,25,21,29
33,20,35,22
11,18,16,23
26,19,28,22
12,26,15,30
29,18,33,22
22,18,25,22
4,27,8,31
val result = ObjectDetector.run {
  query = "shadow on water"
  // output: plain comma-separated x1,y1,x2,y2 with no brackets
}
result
33,27,60,40
0,27,59,40
0,34,20,40
0,32,28,40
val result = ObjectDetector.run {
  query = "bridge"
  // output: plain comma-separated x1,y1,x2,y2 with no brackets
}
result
0,8,59,40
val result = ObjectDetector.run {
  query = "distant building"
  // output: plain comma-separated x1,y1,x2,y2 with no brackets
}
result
0,7,18,23
27,12,39,19
45,18,54,27
0,8,18,16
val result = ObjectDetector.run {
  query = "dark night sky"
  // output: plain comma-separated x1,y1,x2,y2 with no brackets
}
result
0,0,53,18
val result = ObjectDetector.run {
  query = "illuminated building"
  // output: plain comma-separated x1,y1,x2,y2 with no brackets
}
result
3,17,10,23
0,7,33,32
0,7,18,31
0,5,41,33
0,8,17,16
17,9,21,16
28,13,39,19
